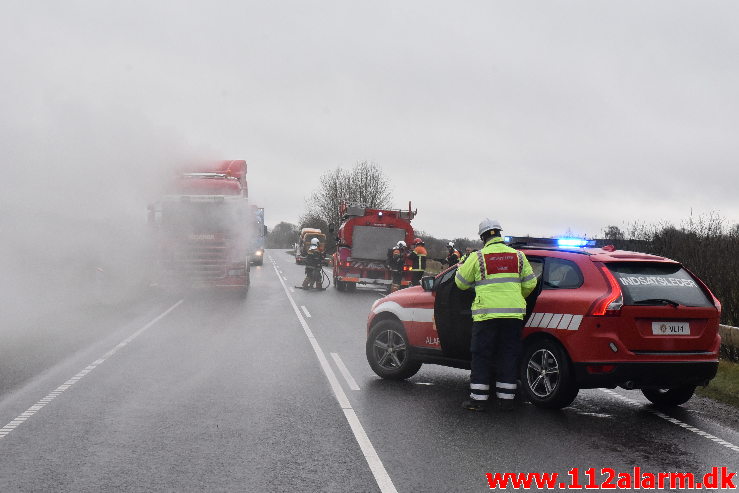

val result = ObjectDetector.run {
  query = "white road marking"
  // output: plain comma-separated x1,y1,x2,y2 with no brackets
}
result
301,305,312,318
282,276,288,281
331,353,360,390
268,255,398,493
0,299,184,441
599,389,739,453
289,287,295,293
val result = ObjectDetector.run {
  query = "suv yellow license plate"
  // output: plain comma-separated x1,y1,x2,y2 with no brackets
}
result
651,321,690,335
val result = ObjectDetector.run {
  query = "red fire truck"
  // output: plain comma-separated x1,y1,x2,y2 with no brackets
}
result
148,160,252,296
332,203,416,292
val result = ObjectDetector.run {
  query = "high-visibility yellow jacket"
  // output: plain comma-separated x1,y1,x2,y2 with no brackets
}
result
454,237,537,321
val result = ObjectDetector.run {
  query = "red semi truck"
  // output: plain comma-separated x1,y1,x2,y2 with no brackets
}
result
332,203,416,292
147,160,252,296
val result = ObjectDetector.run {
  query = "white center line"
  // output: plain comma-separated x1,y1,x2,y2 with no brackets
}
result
599,389,739,453
331,353,361,391
268,255,398,493
301,305,312,318
0,299,184,441
289,287,295,293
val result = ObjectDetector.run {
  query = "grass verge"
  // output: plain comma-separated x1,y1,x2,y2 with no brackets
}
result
696,360,739,408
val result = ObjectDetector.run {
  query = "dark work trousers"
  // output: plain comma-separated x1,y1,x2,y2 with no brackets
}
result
411,270,424,286
469,318,523,401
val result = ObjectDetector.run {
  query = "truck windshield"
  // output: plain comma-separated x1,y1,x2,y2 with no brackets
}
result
351,226,407,260
161,201,243,235
606,262,714,308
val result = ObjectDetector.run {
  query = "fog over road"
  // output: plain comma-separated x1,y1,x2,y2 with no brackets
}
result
0,250,737,492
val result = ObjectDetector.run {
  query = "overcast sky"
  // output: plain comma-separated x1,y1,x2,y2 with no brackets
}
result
2,1,738,240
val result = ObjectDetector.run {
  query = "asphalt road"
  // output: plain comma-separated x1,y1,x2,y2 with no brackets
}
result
0,249,737,492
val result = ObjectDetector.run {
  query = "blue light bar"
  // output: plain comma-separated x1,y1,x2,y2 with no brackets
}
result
557,238,595,247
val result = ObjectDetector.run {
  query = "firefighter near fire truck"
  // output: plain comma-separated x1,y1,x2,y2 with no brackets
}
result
388,240,407,293
300,238,326,290
455,218,537,412
408,237,427,286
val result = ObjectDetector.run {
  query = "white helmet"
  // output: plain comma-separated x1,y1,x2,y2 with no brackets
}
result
310,238,320,245
309,244,318,250
397,240,407,248
447,241,455,248
478,218,503,236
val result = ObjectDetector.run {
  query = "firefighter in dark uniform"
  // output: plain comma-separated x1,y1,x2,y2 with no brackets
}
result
388,240,407,292
302,238,325,289
455,219,537,411
408,237,427,286
445,241,461,267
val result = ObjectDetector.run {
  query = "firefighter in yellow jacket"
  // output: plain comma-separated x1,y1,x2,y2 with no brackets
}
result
455,219,537,412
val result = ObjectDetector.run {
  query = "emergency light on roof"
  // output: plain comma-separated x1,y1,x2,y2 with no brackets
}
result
557,238,594,247
504,236,596,248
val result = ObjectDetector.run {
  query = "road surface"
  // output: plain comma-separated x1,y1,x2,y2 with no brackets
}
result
0,249,736,492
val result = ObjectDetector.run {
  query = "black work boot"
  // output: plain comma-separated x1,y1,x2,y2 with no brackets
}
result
461,399,487,412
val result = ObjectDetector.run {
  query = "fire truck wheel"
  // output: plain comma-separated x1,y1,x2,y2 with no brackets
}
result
334,277,345,291
346,282,356,292
366,320,422,380
521,338,578,409
641,385,695,407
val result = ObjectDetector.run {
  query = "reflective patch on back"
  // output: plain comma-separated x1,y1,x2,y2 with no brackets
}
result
483,253,519,276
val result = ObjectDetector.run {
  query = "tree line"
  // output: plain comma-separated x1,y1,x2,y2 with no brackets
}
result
599,213,739,328
267,163,738,330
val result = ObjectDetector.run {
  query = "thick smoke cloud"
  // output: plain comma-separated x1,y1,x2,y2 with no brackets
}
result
0,98,210,329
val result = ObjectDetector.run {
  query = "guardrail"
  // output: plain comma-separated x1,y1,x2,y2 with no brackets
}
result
720,324,739,362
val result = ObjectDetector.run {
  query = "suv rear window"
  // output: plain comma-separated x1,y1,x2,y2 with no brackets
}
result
606,262,714,307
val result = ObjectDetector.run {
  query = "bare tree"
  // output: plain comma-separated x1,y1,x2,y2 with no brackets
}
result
267,222,299,249
602,225,625,241
306,161,393,229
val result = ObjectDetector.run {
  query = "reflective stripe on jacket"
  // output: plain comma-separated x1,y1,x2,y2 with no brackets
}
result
454,237,537,321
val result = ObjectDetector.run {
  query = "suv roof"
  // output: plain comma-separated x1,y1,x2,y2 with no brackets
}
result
519,246,673,263
505,237,674,263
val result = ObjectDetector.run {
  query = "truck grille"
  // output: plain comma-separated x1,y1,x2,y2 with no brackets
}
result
163,240,228,281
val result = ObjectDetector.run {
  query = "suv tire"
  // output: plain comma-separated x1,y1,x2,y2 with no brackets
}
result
366,320,422,380
521,339,579,409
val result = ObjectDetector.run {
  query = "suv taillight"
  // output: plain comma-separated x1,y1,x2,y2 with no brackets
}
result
590,264,623,316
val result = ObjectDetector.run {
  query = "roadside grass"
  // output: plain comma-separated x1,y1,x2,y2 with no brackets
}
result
697,360,739,408
425,259,443,276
